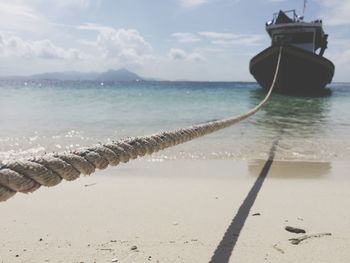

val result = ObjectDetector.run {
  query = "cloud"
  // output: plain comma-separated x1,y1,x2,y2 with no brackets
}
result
0,2,49,33
196,47,225,53
328,47,350,81
171,31,263,46
169,48,206,62
318,0,350,26
314,0,350,80
54,0,91,8
180,0,207,8
198,31,263,46
8,0,94,9
76,23,113,33
0,33,83,60
0,0,96,35
335,49,350,65
172,32,201,43
198,32,236,40
0,2,39,20
169,48,187,60
78,24,153,66
0,1,100,38
187,53,207,62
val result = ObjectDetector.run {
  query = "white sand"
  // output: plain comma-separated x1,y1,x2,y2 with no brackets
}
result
0,159,350,262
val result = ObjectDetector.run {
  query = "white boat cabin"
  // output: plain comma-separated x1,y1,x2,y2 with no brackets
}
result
266,10,328,56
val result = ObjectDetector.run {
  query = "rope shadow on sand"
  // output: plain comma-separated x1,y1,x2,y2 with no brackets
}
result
209,138,280,263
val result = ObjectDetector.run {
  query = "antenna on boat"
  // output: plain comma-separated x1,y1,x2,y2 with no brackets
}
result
302,0,307,17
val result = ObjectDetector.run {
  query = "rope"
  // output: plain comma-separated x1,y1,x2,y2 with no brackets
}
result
0,47,283,202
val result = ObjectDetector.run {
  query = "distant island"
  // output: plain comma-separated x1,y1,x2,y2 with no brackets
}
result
1,68,144,82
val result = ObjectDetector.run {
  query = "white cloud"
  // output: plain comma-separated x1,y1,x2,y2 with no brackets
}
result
0,2,49,33
169,48,206,62
96,29,152,57
78,24,153,66
328,48,350,81
0,33,83,60
196,47,225,53
8,0,93,9
0,1,99,37
171,31,263,47
198,32,235,40
0,0,96,36
54,0,91,8
314,0,350,80
0,2,39,20
198,31,263,46
180,0,207,8
169,48,187,60
318,0,350,26
172,32,201,43
187,53,207,62
76,23,113,33
334,49,350,66
325,37,350,81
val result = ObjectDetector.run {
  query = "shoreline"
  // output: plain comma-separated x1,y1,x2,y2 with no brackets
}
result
1,159,350,262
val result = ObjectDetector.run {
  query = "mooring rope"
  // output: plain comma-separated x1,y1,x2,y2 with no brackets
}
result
0,47,282,202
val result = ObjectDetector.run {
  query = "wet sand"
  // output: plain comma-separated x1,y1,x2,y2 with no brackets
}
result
0,159,350,262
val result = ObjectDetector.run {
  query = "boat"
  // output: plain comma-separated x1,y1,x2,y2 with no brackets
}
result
249,8,335,96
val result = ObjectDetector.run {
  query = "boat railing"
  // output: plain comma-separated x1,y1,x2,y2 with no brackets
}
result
266,9,308,27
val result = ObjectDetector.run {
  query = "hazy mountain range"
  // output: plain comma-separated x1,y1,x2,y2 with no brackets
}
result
2,68,144,81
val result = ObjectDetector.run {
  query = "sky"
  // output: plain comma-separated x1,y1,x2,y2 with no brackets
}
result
0,0,349,81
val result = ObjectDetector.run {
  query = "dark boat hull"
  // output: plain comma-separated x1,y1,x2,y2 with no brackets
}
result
249,45,335,95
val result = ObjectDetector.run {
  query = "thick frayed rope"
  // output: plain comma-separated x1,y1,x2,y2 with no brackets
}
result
0,48,283,202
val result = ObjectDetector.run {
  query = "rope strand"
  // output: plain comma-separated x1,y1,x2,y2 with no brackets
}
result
0,47,283,202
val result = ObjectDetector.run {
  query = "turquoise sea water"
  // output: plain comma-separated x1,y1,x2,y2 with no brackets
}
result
0,80,349,161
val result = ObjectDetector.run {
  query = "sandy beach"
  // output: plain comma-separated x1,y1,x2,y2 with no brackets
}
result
1,158,350,263
1,0,349,261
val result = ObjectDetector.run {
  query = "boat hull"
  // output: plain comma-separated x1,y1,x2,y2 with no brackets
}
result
249,45,335,95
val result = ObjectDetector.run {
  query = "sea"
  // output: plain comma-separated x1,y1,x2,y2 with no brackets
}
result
1,80,349,162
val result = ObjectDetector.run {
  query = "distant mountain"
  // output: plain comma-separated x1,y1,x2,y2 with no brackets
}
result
30,71,99,81
4,68,144,81
96,68,143,82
